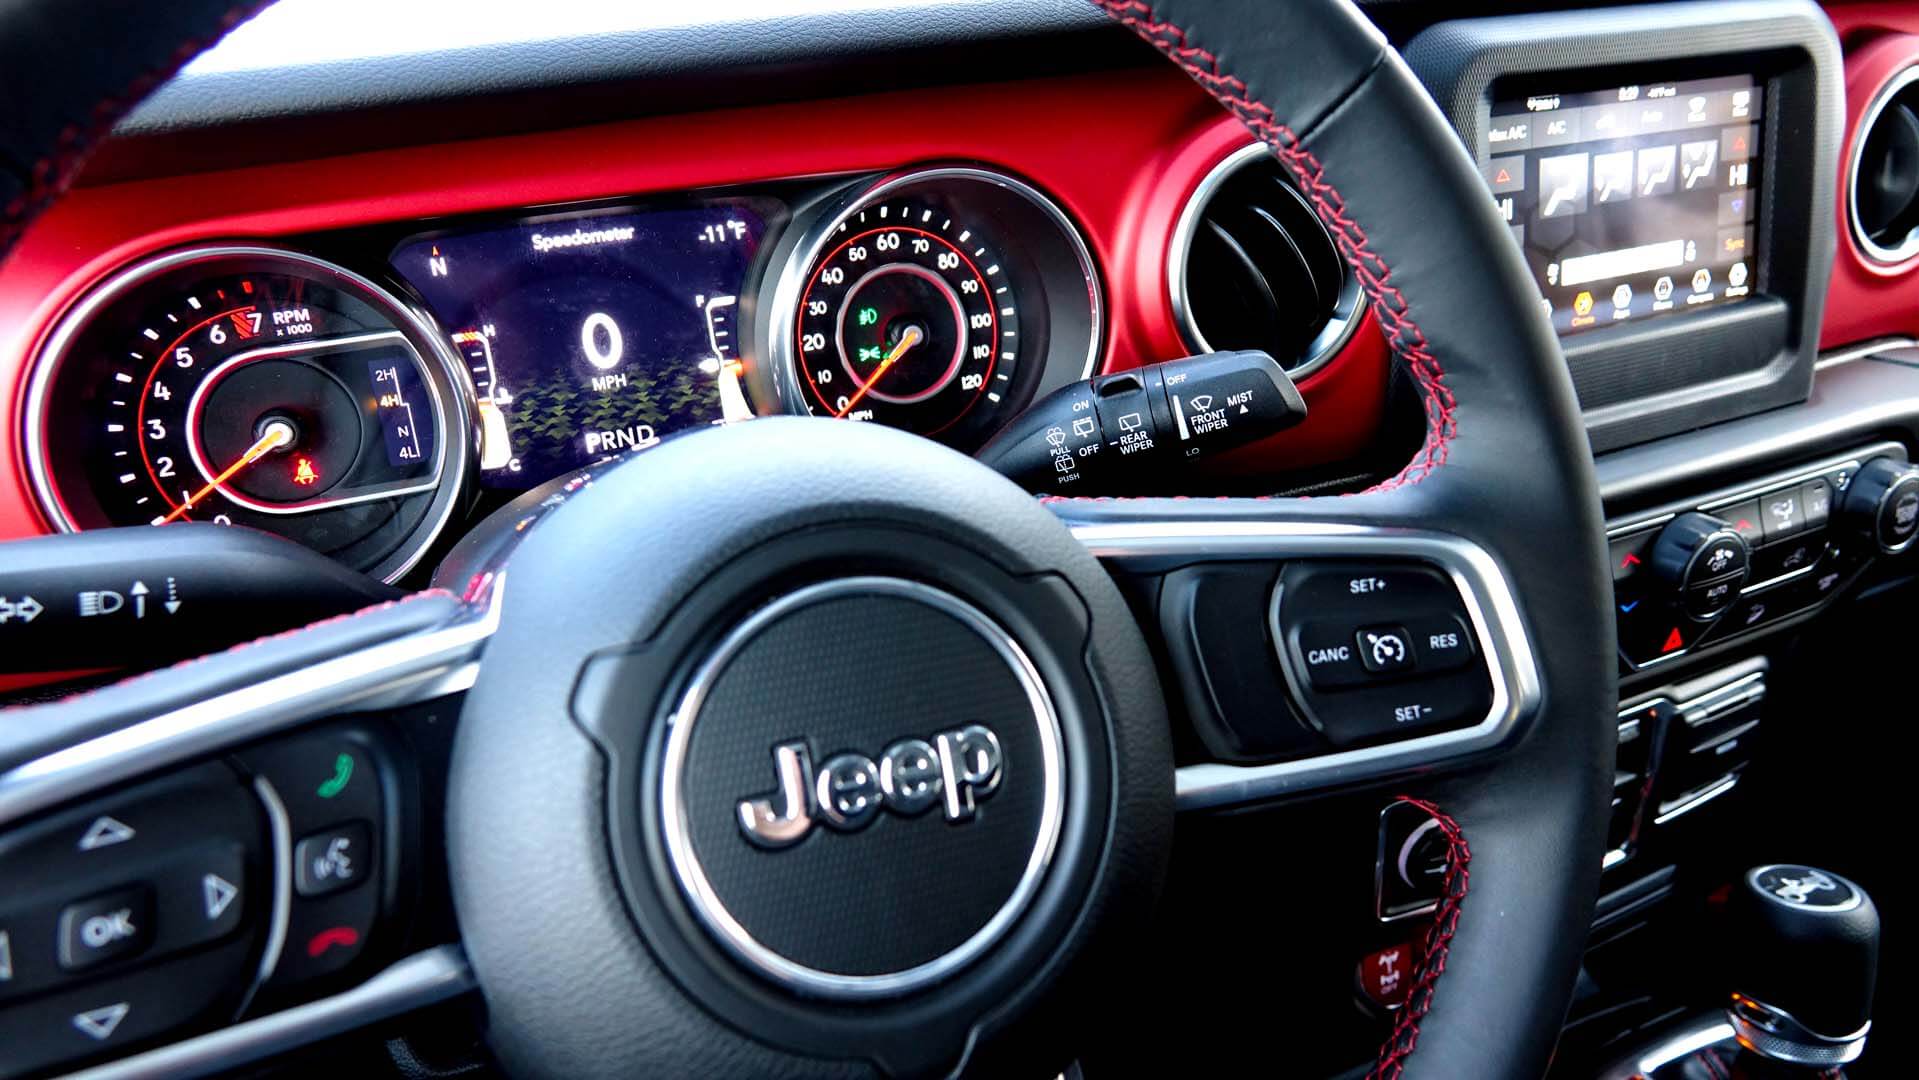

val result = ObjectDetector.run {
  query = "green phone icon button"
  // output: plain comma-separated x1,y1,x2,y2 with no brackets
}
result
317,753,354,799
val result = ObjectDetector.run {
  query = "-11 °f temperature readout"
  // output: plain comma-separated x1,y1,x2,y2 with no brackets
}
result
392,202,775,488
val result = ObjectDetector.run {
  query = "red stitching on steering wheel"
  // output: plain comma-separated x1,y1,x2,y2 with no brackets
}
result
0,3,272,261
1368,795,1471,1080
1091,0,1457,493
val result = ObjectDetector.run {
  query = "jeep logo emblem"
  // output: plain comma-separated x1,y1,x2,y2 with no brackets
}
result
737,724,1003,848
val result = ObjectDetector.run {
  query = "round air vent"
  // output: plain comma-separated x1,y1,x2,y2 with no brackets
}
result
1170,143,1365,378
1851,66,1919,265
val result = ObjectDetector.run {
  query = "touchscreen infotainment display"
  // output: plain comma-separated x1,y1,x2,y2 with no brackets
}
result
1486,74,1762,337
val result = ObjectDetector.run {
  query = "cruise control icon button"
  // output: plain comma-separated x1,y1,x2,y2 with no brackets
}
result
1355,626,1414,675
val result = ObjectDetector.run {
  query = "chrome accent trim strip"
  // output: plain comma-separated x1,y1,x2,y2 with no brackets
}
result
1594,1014,1738,1080
1166,141,1365,381
1601,848,1629,870
1654,773,1740,824
1374,804,1441,923
1815,336,1919,370
659,576,1066,999
1677,671,1766,727
236,776,294,1017
1065,521,1541,811
0,585,500,830
1848,65,1919,267
20,244,476,584
1729,995,1869,1066
61,946,477,1080
765,165,1103,417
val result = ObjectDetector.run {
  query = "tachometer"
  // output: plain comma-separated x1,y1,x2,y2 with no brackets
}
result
766,167,1102,450
25,247,471,581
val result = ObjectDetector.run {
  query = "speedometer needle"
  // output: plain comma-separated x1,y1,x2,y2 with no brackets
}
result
834,325,923,418
159,419,296,524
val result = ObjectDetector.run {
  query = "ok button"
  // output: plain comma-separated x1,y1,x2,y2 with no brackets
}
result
58,886,153,971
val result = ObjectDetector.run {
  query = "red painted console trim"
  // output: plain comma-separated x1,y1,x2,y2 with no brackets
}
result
0,66,1388,542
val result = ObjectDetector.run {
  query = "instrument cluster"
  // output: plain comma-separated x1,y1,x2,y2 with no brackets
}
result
21,166,1106,579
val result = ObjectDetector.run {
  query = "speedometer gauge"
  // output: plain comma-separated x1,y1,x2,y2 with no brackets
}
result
795,213,1017,434
765,167,1102,450
25,247,471,581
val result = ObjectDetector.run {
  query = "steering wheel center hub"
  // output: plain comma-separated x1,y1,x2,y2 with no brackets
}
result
662,576,1066,997
447,418,1169,1078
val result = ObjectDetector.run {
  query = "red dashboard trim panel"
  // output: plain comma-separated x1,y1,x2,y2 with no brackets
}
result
16,4,1917,547
0,67,1389,543
1824,4,1919,348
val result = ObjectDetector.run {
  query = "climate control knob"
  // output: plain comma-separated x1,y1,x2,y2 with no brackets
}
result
1838,456,1919,554
1650,512,1750,620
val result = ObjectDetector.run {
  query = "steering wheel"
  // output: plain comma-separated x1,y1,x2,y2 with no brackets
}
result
0,1,1615,1078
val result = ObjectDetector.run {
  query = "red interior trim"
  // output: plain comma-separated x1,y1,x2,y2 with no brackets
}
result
1821,4,1919,348
0,67,1390,543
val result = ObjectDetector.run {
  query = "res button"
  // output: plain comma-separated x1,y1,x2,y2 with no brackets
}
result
1406,613,1474,672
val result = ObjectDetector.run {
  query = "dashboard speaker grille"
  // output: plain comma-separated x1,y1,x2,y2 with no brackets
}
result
1173,146,1364,376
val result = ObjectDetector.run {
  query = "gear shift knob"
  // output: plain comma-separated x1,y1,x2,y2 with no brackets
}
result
1725,864,1879,1068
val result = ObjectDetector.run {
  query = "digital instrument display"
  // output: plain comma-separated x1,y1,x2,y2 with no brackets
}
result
1486,74,1762,336
393,202,776,487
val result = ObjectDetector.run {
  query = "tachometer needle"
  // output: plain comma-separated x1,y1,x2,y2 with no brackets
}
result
834,325,923,418
158,418,296,524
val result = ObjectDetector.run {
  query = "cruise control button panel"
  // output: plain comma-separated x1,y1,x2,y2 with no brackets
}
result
1274,562,1494,747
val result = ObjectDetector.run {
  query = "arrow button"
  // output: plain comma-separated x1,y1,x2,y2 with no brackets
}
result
77,816,135,851
202,873,239,922
71,1002,130,1041
1609,530,1657,584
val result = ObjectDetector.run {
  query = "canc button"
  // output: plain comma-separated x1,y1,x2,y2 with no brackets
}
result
1290,621,1369,689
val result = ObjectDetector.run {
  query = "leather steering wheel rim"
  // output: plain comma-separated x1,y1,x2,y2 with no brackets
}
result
1073,3,1617,1076
0,2,1616,1078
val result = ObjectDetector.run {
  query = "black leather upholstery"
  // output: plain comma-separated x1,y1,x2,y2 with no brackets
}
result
1080,2,1616,1077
